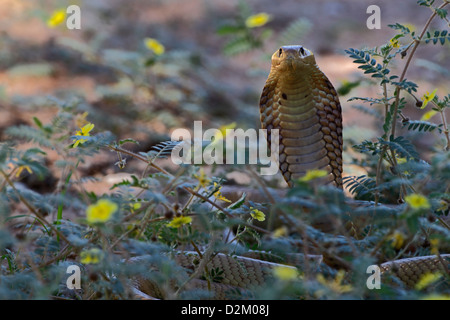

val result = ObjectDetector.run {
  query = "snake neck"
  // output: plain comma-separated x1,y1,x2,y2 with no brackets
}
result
260,62,343,188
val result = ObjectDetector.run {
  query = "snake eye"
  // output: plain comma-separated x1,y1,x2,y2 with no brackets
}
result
278,48,283,57
299,47,305,56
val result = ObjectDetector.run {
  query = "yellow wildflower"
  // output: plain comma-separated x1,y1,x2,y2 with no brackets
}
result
389,37,400,48
144,38,165,55
430,238,440,255
437,200,448,212
396,157,407,165
167,216,192,228
209,122,237,147
47,9,66,27
299,169,328,182
395,156,410,175
194,168,210,188
86,199,118,224
15,165,32,178
213,182,231,203
272,226,288,238
218,122,237,138
73,123,94,148
421,89,437,109
415,272,442,290
245,13,271,28
421,294,450,300
404,193,431,210
388,230,405,250
250,207,265,222
420,110,437,121
403,23,416,33
132,202,142,211
273,265,298,281
80,248,104,264
317,270,352,294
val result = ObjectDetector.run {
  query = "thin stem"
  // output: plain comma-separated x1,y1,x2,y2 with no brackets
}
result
385,1,448,202
109,145,271,235
0,169,73,245
438,109,450,151
391,1,449,139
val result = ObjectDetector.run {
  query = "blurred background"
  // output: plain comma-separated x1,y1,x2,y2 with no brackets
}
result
0,0,448,192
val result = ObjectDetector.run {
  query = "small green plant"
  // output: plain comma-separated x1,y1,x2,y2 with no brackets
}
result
0,0,449,300
344,0,450,205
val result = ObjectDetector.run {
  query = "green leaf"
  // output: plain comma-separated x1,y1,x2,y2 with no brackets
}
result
424,29,450,45
403,120,443,133
216,25,246,35
223,35,255,56
379,136,420,160
33,117,43,130
435,8,447,19
227,192,247,210
391,79,418,93
278,18,311,45
337,80,361,96
387,23,412,34
343,175,376,200
118,138,139,146
417,0,434,7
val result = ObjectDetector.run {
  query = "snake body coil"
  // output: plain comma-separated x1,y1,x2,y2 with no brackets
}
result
259,45,343,187
132,46,449,300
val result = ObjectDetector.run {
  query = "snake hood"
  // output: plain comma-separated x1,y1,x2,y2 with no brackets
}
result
260,45,343,188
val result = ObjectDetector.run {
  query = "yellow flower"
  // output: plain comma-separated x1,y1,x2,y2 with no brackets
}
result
272,226,288,238
86,199,118,224
47,9,66,27
250,207,265,221
403,23,416,33
132,202,142,211
395,156,411,175
194,168,210,188
245,13,271,28
415,272,442,290
421,89,437,109
430,238,440,255
218,122,237,138
210,122,237,147
299,169,328,182
388,230,405,250
317,270,352,294
396,157,407,165
167,216,192,228
144,38,165,55
421,294,450,300
213,182,231,203
73,123,94,148
389,37,400,48
437,200,448,212
15,165,32,178
420,110,437,121
80,248,104,264
273,265,298,281
404,193,431,210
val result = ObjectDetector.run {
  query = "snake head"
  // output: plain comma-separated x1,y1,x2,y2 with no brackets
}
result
270,45,316,73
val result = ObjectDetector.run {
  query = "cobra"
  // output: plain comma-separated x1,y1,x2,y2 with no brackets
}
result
260,45,343,187
132,46,449,300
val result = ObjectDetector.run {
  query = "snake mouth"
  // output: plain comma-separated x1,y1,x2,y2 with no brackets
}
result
271,46,316,74
278,57,310,73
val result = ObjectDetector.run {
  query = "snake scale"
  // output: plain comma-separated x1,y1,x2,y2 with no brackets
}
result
133,46,449,300
260,45,343,188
